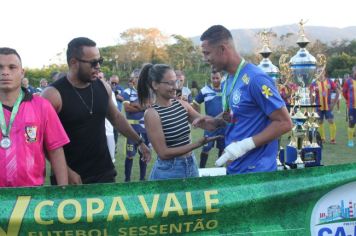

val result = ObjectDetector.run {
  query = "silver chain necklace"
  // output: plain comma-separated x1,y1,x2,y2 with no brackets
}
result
70,82,94,115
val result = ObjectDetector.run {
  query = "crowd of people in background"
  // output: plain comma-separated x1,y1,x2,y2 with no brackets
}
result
1,25,355,188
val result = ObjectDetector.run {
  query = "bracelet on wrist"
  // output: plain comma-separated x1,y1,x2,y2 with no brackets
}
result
136,137,144,145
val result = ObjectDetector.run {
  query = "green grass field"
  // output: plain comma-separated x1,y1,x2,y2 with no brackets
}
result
113,99,356,183
45,99,355,184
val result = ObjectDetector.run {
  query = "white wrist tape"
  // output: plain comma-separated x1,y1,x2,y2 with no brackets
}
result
215,152,234,167
215,137,256,166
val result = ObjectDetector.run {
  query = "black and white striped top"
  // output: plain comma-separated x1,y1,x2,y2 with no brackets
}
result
152,99,191,147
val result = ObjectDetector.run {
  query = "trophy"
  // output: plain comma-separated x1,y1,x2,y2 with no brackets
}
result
257,30,284,170
306,111,320,147
280,20,325,168
290,19,316,106
257,29,279,81
291,111,308,168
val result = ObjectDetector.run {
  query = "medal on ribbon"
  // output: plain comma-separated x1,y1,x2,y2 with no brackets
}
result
0,89,24,149
222,59,245,124
0,136,11,149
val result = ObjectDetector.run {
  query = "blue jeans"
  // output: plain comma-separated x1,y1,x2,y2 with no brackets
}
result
149,154,199,180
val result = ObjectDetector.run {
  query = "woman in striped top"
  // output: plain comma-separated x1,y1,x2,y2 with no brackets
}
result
137,64,224,180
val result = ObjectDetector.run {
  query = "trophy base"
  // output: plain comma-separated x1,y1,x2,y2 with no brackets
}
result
296,163,305,169
277,165,285,171
285,145,322,168
309,143,320,148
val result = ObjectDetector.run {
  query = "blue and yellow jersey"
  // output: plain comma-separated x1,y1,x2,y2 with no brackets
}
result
224,63,285,174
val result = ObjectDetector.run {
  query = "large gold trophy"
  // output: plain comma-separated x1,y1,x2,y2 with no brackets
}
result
280,20,326,168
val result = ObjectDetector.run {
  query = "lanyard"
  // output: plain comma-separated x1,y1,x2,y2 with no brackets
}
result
0,89,24,138
222,59,245,111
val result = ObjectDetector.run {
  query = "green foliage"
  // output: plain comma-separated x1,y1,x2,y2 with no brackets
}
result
25,64,67,85
327,52,356,77
185,69,210,88
111,100,356,183
166,35,201,71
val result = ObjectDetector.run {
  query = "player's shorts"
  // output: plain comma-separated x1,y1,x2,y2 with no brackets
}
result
317,110,334,120
126,125,149,158
349,108,356,126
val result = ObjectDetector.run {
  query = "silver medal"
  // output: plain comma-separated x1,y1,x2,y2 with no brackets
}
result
0,137,11,149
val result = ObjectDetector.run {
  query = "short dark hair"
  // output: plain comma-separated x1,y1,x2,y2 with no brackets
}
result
200,25,233,45
175,70,185,77
0,47,22,62
66,37,96,65
131,68,141,78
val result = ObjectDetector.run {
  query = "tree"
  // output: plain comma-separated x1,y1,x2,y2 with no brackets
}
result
308,39,328,56
327,52,356,77
119,28,169,66
167,35,197,70
344,40,356,56
328,39,350,56
25,64,67,85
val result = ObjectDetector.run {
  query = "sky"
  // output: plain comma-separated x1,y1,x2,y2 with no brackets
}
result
2,0,356,69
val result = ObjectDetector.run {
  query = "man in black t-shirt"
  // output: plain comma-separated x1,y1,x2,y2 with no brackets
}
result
42,37,151,184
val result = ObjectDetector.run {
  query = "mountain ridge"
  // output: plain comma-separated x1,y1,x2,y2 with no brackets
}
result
192,25,356,54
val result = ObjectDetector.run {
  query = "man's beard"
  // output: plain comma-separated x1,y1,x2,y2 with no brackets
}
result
77,67,93,83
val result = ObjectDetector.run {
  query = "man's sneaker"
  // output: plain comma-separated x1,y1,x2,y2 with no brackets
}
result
347,140,354,147
330,139,336,144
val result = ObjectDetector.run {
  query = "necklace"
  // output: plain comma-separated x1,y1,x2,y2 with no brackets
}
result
70,82,94,115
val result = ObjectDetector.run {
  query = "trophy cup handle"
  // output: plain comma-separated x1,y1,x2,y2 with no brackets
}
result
279,54,291,86
314,54,327,81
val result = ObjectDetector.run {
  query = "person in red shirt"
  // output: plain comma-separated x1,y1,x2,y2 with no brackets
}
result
310,68,338,144
342,66,356,147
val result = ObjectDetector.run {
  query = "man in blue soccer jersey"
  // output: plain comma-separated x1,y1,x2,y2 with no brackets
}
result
198,25,292,174
192,70,225,168
123,70,150,181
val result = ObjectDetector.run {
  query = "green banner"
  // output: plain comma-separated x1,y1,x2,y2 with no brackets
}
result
1,163,356,236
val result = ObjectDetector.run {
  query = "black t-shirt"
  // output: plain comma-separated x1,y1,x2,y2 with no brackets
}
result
51,77,115,182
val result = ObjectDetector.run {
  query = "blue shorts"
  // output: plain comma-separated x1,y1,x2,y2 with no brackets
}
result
126,125,149,159
202,128,225,153
349,108,356,126
149,154,199,180
317,110,334,121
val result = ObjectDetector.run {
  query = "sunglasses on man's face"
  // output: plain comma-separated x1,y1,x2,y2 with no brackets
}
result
76,57,104,68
